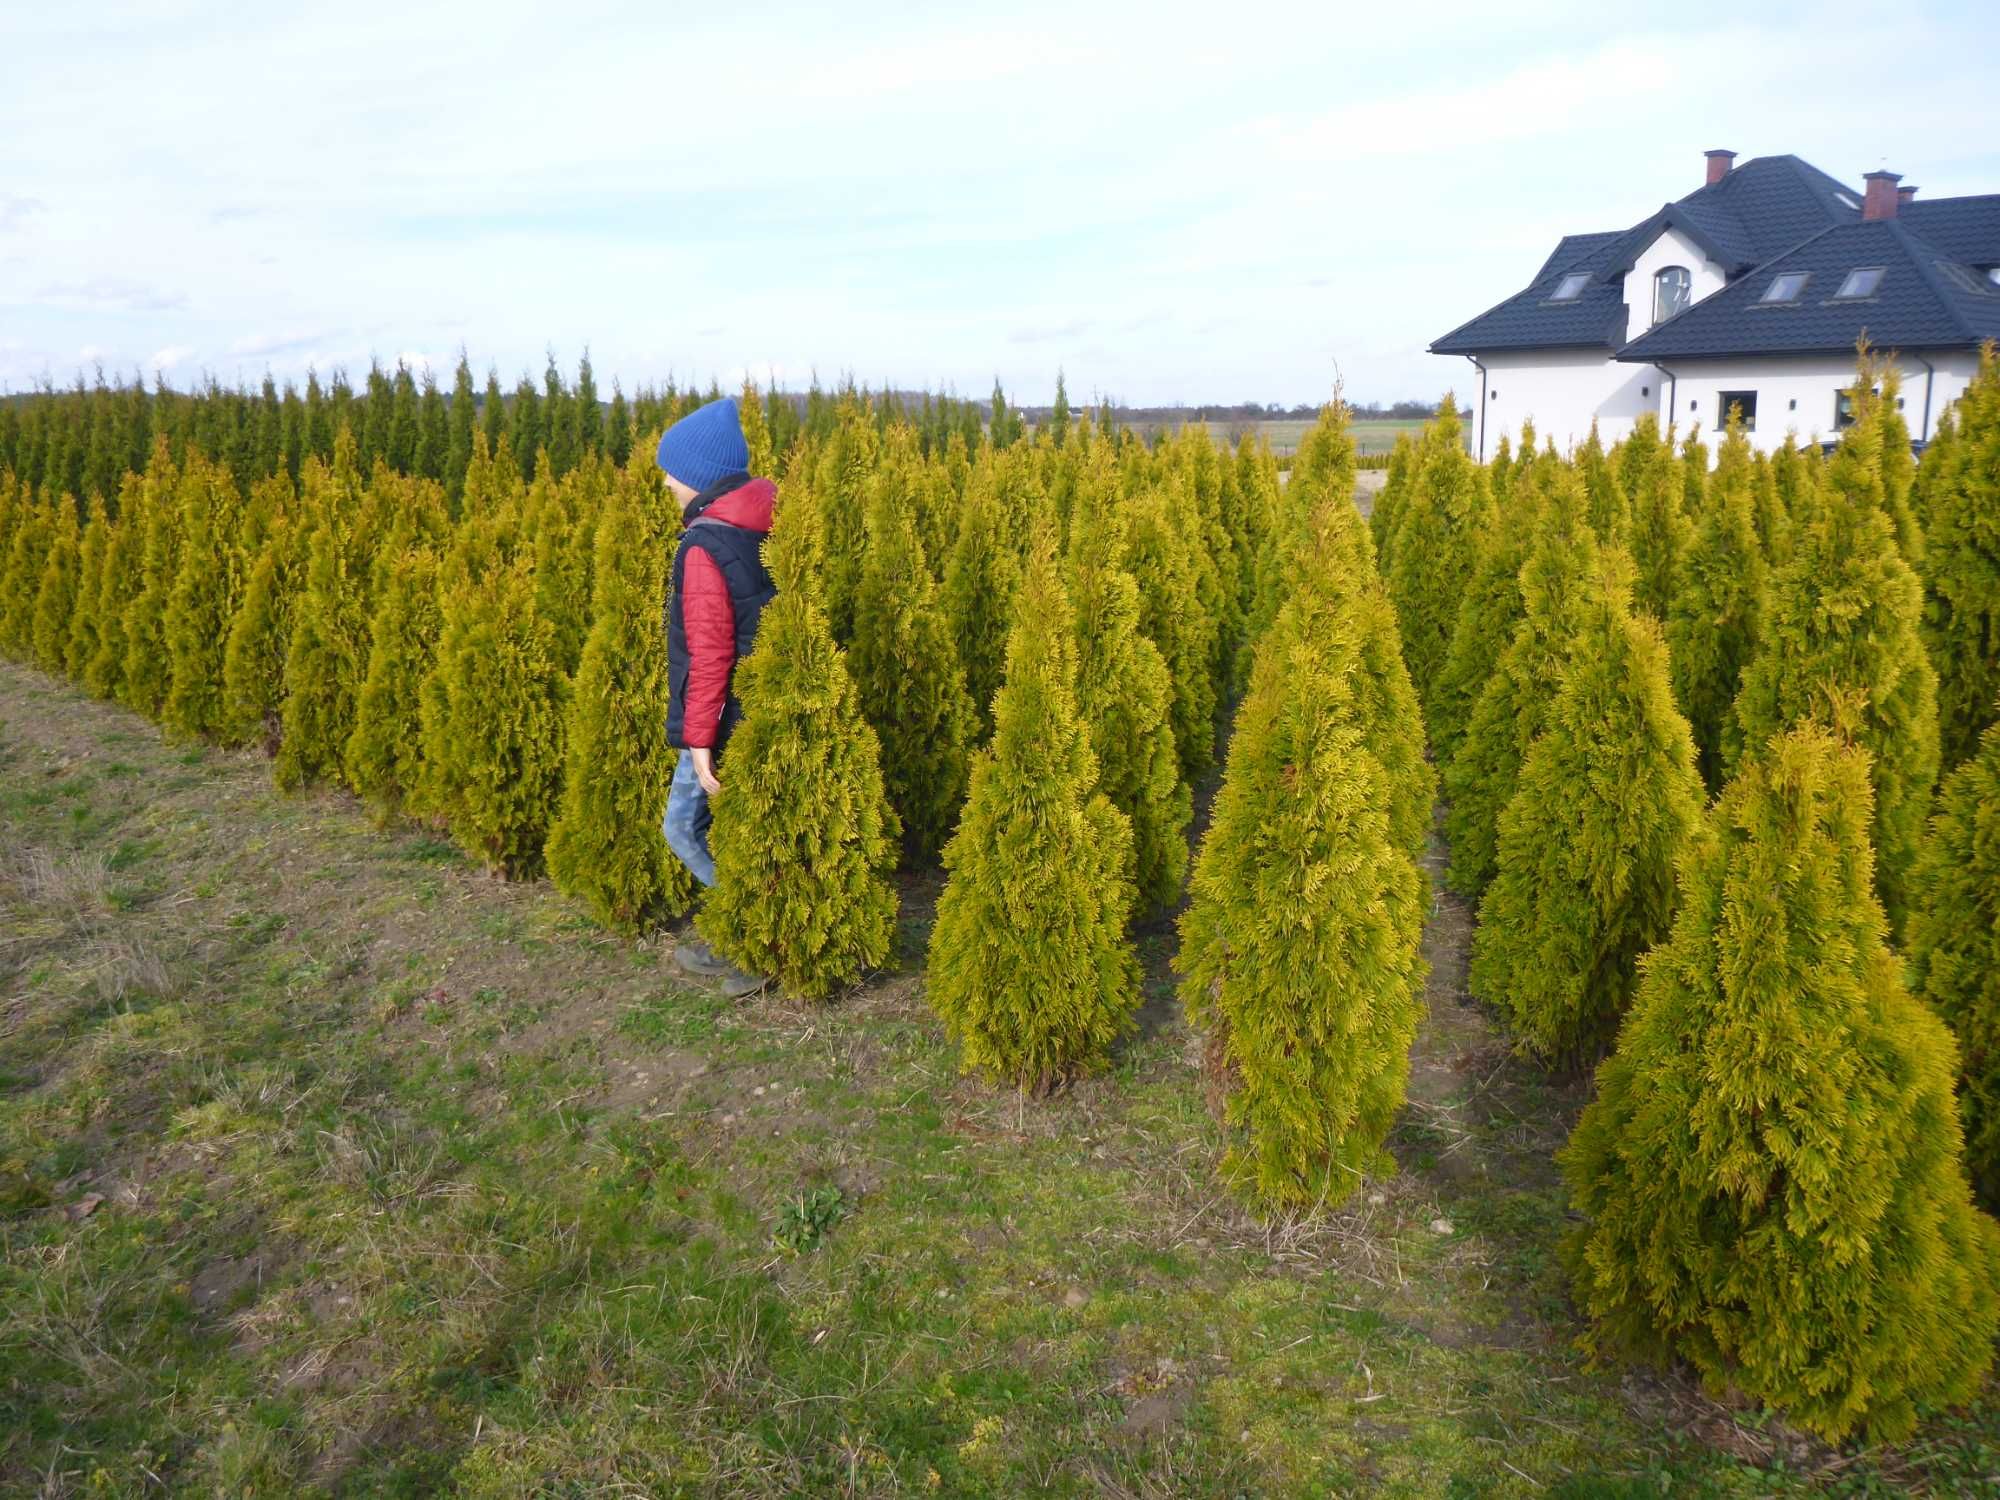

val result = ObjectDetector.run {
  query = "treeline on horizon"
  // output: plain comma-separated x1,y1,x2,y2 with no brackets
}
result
0,356,1443,509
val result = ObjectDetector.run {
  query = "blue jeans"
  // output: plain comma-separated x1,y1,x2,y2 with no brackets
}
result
662,752,716,888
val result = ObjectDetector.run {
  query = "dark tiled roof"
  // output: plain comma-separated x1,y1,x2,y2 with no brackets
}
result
1617,219,2000,360
1902,195,2000,265
1433,154,2000,359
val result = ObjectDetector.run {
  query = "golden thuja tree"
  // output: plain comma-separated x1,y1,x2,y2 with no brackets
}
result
346,518,445,821
63,497,111,682
1919,345,2000,770
1733,375,1938,934
0,488,53,661
1124,474,1219,785
1907,711,2000,1207
1067,445,1188,913
1385,394,1492,725
162,452,247,741
941,454,1022,740
699,477,900,998
848,447,976,864
1561,725,2000,1443
119,439,185,718
1470,565,1704,1065
84,473,146,701
927,536,1138,1090
274,436,375,790
29,493,81,676
220,508,307,752
1178,455,1429,1208
546,465,699,932
1666,414,1769,793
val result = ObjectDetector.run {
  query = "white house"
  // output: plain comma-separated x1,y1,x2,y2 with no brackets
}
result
1431,151,2000,460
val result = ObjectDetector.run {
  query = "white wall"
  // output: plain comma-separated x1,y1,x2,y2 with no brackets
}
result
1643,351,1978,455
1460,349,1659,460
1622,227,1728,345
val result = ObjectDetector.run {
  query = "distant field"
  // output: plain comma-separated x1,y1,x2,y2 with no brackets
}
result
1127,418,1432,457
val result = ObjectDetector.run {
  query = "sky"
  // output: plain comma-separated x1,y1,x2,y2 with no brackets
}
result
4,1,1997,408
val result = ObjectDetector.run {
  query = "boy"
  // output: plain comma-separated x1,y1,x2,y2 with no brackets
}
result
656,397,776,997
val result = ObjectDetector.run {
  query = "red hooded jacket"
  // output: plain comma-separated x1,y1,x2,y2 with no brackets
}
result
674,478,776,749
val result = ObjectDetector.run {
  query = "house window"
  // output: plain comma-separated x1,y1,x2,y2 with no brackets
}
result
1834,386,1878,430
1550,272,1590,301
1760,272,1809,303
1835,266,1885,299
1718,391,1757,431
1654,266,1692,324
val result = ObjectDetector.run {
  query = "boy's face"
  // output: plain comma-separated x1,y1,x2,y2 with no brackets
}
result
664,473,698,512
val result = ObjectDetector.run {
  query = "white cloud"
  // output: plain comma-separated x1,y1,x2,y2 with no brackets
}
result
0,195,44,234
150,344,195,373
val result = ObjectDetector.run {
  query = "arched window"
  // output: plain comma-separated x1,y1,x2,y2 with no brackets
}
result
1654,265,1691,324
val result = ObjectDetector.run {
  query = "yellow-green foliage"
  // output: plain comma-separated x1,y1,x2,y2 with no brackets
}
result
1,490,54,660
1578,423,1630,542
1908,714,2000,1207
1367,430,1416,575
941,456,1021,738
1443,468,1604,898
1470,567,1703,1064
83,473,145,700
700,477,899,998
815,398,879,645
119,440,185,718
1124,476,1218,784
927,540,1138,1090
220,511,306,751
1733,384,1938,934
1626,438,1689,622
162,453,246,741
1919,346,2000,770
346,535,443,820
428,553,568,875
1666,418,1768,792
546,467,698,932
275,441,376,790
848,454,975,864
1230,433,1282,677
1875,361,1923,565
529,455,604,677
1433,449,1551,768
29,494,81,674
1385,395,1492,722
1067,449,1189,913
63,498,110,681
1561,725,2000,1443
1178,469,1428,1208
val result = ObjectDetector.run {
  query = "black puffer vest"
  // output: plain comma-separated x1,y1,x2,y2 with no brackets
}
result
665,478,776,754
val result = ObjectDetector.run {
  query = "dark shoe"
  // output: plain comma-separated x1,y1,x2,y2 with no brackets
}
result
674,938,730,977
719,962,767,999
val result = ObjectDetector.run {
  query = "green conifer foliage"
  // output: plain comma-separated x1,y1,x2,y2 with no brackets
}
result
546,468,698,931
1908,713,2000,1205
699,478,900,999
941,457,1022,739
1749,446,1791,569
1560,725,2000,1443
1,493,54,661
1443,468,1603,898
64,498,110,681
1627,441,1690,621
1125,477,1220,785
1386,395,1493,721
1734,384,1938,932
118,441,184,717
1919,348,2000,769
83,473,145,700
1470,573,1703,1064
1067,451,1189,912
29,494,81,674
1578,423,1630,541
815,399,880,645
848,456,975,864
220,511,306,751
739,379,775,478
1177,466,1428,1208
345,530,443,821
528,455,605,678
1874,362,1922,565
1667,418,1769,792
1367,431,1416,573
428,554,568,874
927,540,1138,1089
162,454,246,740
274,440,375,789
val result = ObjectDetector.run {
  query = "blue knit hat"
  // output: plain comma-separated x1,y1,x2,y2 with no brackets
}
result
656,397,750,493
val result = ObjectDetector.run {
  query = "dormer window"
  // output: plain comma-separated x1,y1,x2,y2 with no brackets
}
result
1550,272,1590,302
1653,266,1692,324
1835,267,1885,299
1760,272,1809,304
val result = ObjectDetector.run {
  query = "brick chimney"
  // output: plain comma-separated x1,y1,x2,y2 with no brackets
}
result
1705,149,1736,187
1897,184,1919,208
1862,170,1902,221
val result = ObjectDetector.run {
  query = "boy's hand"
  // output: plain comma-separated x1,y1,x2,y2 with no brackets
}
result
690,747,722,796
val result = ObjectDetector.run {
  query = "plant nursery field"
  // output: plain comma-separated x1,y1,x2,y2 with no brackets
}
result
5,657,1999,1497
